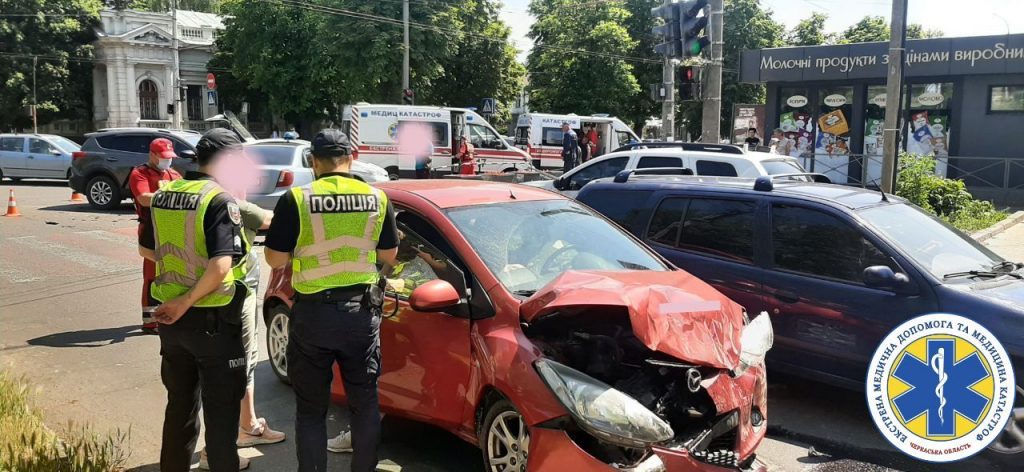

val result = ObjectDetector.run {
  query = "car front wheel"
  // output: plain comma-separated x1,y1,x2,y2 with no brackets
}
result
86,175,121,210
265,303,291,385
987,385,1024,461
480,399,529,472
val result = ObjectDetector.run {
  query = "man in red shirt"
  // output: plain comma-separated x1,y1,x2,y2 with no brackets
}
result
129,138,182,334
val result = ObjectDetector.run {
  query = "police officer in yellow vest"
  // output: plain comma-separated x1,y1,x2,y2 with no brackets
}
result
139,128,250,472
264,129,399,472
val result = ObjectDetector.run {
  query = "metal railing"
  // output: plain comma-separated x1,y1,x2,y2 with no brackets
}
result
796,153,1024,205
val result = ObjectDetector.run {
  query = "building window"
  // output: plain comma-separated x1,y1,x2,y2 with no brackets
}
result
186,85,203,121
907,83,953,159
989,85,1024,113
776,87,813,160
138,80,159,120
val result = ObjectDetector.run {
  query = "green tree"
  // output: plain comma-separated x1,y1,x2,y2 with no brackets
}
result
679,0,785,140
620,0,661,133
0,0,101,131
787,12,832,46
127,0,220,13
526,0,641,116
838,16,941,44
907,23,943,39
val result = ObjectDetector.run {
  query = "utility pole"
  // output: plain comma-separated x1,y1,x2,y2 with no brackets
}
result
880,0,908,193
662,57,675,140
700,0,723,143
402,0,410,94
32,55,37,133
171,0,181,129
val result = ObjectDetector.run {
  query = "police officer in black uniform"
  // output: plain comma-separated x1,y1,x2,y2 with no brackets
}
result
139,128,249,471
264,129,399,472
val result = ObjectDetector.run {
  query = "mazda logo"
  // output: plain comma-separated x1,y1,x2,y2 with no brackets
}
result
686,368,702,393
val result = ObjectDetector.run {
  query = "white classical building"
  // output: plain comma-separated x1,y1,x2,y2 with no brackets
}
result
92,9,224,130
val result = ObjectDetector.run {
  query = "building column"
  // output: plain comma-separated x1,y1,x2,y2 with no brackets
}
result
105,59,123,127
165,65,176,122
126,62,138,124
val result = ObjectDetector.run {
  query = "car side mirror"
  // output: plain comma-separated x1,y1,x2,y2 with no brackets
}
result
409,279,461,312
863,265,913,293
553,176,566,191
180,149,197,160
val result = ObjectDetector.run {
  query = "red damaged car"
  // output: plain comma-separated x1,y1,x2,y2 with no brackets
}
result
262,180,773,471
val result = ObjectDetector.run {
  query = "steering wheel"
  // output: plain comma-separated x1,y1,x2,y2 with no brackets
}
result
539,245,579,275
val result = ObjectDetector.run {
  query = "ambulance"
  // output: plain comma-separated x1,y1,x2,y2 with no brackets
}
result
341,103,531,178
513,113,640,169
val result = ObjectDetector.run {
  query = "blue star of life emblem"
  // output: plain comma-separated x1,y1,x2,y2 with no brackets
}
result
891,338,990,437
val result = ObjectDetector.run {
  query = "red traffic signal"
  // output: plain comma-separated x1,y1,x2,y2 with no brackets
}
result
402,88,414,105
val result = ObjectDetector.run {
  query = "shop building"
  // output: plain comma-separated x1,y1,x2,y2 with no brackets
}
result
740,34,1024,202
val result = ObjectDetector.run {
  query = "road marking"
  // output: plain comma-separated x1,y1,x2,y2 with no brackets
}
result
76,230,135,246
0,260,45,283
7,236,134,274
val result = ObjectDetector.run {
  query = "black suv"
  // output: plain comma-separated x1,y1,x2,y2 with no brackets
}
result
69,128,201,209
577,173,1024,458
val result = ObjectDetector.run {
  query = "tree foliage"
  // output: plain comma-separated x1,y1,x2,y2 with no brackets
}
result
787,12,832,46
215,0,522,131
125,0,220,13
525,0,641,117
620,0,661,132
838,15,942,44
0,0,101,131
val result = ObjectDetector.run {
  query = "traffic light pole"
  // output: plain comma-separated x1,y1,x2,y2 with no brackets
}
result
402,0,410,93
700,0,723,144
881,0,909,193
662,56,675,141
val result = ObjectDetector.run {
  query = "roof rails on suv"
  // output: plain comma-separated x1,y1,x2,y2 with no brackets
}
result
611,141,746,155
92,127,201,135
612,169,832,186
613,167,694,183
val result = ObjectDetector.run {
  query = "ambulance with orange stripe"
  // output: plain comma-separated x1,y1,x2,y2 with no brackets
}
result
512,113,640,169
341,103,531,179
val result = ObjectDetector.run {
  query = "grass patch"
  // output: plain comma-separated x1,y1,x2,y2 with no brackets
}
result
895,154,1008,233
0,370,129,472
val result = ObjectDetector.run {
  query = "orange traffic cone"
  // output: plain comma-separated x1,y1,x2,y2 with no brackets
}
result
5,189,21,217
70,191,86,202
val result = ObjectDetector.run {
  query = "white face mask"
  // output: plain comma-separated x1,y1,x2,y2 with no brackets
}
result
157,158,172,170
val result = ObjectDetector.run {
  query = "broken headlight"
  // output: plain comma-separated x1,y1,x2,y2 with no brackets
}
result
535,358,674,448
733,311,774,376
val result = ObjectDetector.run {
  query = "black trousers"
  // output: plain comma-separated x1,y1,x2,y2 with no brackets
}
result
288,294,381,472
159,297,247,472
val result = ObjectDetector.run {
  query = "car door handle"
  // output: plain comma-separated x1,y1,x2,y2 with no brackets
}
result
771,290,800,304
105,157,118,162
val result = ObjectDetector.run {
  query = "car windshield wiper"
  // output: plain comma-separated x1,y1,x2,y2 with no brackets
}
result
512,289,537,297
990,261,1023,273
943,270,1022,280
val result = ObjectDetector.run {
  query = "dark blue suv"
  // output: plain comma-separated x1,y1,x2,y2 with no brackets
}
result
577,173,1024,458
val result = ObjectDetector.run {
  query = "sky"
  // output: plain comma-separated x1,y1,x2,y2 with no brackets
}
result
499,0,1024,62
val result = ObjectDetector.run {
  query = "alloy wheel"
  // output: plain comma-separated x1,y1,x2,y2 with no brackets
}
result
90,180,112,205
487,410,529,472
268,310,289,380
988,385,1024,455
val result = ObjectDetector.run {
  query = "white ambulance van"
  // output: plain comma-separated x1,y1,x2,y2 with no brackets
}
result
513,113,640,169
341,103,530,178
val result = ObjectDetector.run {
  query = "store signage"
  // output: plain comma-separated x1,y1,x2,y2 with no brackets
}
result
917,92,945,106
823,94,848,107
786,95,808,107
871,94,887,107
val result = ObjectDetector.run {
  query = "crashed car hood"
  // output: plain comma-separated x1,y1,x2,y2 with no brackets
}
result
520,270,744,370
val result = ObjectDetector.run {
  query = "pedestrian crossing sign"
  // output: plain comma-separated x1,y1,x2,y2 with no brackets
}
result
481,98,495,115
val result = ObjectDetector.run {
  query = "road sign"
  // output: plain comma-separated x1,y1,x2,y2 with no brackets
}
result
207,73,217,90
207,90,217,106
481,98,496,115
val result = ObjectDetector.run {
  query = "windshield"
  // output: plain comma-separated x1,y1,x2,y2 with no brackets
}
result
50,136,80,152
180,135,201,147
761,159,804,175
858,203,1004,278
446,199,668,295
245,145,298,166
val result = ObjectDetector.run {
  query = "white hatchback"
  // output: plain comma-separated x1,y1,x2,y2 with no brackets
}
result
524,143,809,197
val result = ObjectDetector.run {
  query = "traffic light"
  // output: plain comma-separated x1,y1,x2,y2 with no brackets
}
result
679,0,710,58
679,65,699,101
651,2,680,58
402,88,414,105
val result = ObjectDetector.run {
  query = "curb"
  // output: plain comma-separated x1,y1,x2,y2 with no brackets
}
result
972,210,1024,243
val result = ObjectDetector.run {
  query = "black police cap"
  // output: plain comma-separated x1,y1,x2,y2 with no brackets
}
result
312,128,352,157
196,127,242,161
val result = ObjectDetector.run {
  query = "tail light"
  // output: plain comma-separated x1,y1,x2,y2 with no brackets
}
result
276,170,294,188
72,151,87,160
352,148,359,160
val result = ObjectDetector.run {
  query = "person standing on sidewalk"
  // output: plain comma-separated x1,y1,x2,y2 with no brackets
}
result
140,128,250,471
196,134,287,470
129,138,182,335
561,122,580,172
264,128,399,472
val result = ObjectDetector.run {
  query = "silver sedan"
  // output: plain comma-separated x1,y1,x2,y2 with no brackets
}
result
245,139,390,210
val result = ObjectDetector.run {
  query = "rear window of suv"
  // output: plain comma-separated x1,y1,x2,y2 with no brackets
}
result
647,197,755,263
96,135,153,153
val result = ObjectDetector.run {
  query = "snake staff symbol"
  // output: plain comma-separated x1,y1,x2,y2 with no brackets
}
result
931,348,948,424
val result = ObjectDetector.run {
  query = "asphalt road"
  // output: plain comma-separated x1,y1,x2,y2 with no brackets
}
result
0,180,1016,471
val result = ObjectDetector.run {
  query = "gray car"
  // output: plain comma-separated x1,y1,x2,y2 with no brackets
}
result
70,128,202,209
245,139,390,210
0,133,81,181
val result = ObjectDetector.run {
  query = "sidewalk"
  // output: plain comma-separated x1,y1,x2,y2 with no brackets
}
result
983,218,1024,262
